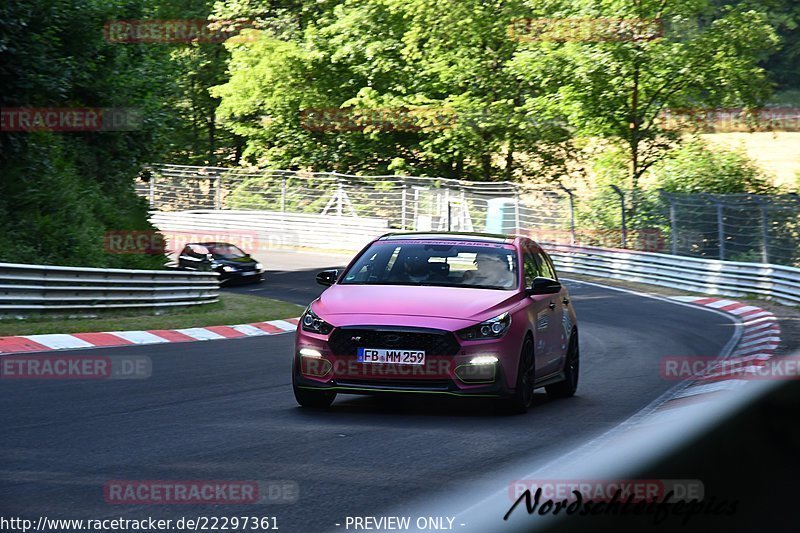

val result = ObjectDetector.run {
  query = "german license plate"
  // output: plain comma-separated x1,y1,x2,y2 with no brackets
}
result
242,271,257,276
357,348,426,365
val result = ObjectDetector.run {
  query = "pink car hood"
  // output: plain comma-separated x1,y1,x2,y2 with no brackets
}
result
313,284,520,324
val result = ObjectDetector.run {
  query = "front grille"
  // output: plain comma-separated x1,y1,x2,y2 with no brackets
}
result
328,327,461,356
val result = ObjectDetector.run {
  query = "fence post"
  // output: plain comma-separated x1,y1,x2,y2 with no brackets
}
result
281,176,287,213
559,184,576,245
215,174,221,210
460,189,467,231
760,202,769,263
714,198,726,261
447,201,452,231
337,180,344,216
514,190,521,235
609,185,627,248
661,190,678,255
443,188,450,230
401,181,408,230
149,171,156,209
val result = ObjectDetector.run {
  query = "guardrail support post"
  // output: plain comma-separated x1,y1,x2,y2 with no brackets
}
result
281,177,287,213
514,190,521,235
214,175,221,210
610,185,627,248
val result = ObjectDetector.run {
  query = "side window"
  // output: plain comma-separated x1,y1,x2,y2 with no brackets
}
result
537,252,557,280
188,244,210,259
523,251,538,288
346,252,380,282
543,252,558,280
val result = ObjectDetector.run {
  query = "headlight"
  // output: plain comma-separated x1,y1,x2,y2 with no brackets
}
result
457,312,511,340
221,265,236,272
255,262,264,271
301,306,333,335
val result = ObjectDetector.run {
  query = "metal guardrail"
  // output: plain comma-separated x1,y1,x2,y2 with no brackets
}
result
0,262,220,314
546,243,800,306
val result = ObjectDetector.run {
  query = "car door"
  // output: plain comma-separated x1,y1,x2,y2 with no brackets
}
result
178,244,209,271
177,245,194,269
521,243,561,377
535,250,568,375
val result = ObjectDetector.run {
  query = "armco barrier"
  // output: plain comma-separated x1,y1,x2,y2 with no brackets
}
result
0,262,219,314
546,243,800,306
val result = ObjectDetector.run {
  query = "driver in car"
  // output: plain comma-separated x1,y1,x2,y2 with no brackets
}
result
391,254,433,283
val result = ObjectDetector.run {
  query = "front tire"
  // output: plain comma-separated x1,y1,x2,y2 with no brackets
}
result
292,374,336,408
546,330,579,399
502,335,535,414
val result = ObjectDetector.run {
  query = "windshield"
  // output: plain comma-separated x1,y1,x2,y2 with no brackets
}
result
341,240,518,290
206,243,247,259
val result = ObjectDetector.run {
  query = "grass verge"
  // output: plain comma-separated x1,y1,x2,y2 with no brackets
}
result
0,293,304,336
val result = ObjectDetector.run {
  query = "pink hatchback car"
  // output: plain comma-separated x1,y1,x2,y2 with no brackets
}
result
292,232,579,413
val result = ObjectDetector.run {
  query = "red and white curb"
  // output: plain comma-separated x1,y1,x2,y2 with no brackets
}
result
647,296,780,419
0,318,300,354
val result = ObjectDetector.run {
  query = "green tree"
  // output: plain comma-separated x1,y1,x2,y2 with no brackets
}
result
511,0,779,197
211,0,576,180
0,0,173,267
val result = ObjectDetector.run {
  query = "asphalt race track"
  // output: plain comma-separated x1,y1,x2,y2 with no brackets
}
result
0,254,737,532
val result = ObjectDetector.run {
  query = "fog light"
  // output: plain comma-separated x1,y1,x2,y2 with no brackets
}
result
300,355,332,377
470,355,499,365
455,362,496,383
299,348,322,358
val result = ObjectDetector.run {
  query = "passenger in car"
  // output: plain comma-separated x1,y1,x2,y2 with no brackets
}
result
462,253,515,287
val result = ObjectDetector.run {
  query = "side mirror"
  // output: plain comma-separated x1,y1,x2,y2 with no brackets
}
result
316,269,339,286
526,276,562,296
204,253,214,262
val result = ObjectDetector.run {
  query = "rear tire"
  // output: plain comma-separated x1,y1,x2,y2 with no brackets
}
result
293,374,336,408
502,336,535,414
546,330,579,399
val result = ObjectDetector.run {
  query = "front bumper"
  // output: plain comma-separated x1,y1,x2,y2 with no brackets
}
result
294,325,517,398
219,269,262,282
